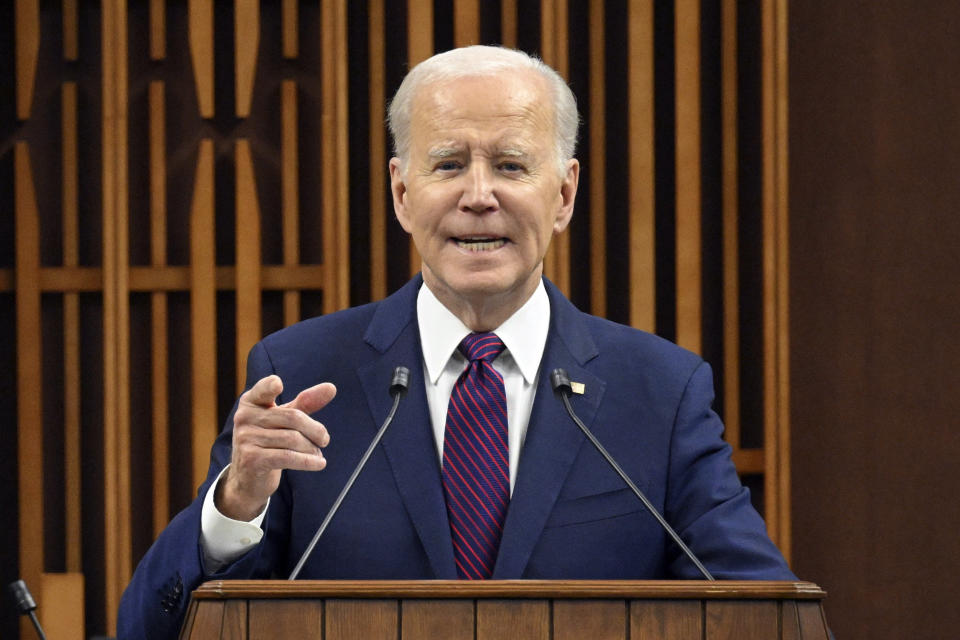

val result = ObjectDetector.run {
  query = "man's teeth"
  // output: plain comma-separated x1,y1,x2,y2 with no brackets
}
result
455,238,506,251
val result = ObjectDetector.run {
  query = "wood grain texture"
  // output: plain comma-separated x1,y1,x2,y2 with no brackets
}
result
406,0,434,278
675,0,702,355
150,0,165,59
401,599,474,640
62,82,83,572
454,0,480,46
761,0,791,557
326,600,398,639
235,0,260,117
705,600,778,639
102,1,133,629
190,140,218,489
189,0,215,117
477,600,549,640
627,0,656,333
282,80,301,324
249,600,324,638
282,0,297,58
630,600,701,640
540,0,571,296
588,0,607,317
15,142,44,617
63,0,79,60
501,0,517,48
321,0,350,312
721,0,742,452
15,0,39,118
235,139,263,395
368,1,388,301
149,79,171,535
554,599,626,640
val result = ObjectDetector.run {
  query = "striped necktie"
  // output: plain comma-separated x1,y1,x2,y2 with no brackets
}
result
441,332,510,579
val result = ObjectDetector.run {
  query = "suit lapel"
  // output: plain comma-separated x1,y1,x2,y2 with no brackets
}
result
357,277,458,579
493,280,606,578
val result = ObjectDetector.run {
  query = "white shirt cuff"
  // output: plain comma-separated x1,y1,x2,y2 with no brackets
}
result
200,464,268,572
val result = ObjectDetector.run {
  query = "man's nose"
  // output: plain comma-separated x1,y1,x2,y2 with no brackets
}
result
458,163,498,213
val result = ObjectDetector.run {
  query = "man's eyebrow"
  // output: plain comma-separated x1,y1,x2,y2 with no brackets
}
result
426,145,463,159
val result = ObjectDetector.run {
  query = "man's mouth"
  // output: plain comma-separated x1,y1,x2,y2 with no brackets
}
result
453,237,507,251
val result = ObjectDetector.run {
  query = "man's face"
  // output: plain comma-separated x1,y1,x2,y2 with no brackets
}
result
390,70,579,321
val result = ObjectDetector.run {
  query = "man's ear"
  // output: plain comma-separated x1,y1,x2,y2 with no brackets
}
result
389,157,412,233
553,158,580,233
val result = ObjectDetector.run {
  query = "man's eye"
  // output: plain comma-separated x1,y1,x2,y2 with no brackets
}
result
435,161,461,172
499,162,524,173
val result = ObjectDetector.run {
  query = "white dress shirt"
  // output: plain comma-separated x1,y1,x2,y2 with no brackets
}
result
200,279,551,569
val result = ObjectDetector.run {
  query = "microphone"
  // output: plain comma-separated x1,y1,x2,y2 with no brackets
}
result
550,368,715,580
7,580,47,640
288,366,410,579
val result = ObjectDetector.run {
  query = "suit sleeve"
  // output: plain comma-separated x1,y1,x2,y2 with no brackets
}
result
116,341,287,640
664,361,796,579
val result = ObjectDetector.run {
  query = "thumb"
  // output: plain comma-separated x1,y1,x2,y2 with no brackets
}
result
283,382,337,415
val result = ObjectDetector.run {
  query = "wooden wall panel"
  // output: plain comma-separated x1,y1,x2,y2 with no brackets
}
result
2,2,793,637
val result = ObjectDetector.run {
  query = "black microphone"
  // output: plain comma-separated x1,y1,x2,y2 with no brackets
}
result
7,580,47,640
550,368,715,580
288,366,410,579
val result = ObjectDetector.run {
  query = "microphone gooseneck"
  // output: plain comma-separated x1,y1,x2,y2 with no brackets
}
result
288,366,410,580
8,580,47,640
550,368,715,581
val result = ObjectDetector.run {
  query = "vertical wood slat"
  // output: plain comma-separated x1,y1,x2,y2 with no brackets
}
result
500,0,517,48
705,600,779,639
630,600,701,639
62,82,83,572
721,0,742,450
407,0,434,278
102,0,132,631
401,599,474,640
761,0,792,560
189,0,215,118
675,0,702,354
540,0,571,296
627,0,656,333
588,0,606,316
282,0,298,58
235,0,260,118
190,139,218,489
454,0,480,47
321,0,351,312
326,600,397,638
15,143,44,636
149,81,171,535
16,0,40,119
477,600,550,640
150,0,166,59
282,80,302,324
554,599,626,640
63,0,79,60
249,600,323,636
368,1,388,301
236,139,263,395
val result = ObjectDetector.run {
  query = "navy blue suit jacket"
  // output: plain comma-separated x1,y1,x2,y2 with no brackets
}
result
117,276,794,639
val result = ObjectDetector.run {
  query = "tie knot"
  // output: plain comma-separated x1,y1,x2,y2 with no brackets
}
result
459,332,505,364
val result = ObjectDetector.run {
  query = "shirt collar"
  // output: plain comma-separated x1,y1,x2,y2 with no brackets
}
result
417,280,550,385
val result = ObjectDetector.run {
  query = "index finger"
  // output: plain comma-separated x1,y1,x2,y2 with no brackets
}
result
242,374,284,408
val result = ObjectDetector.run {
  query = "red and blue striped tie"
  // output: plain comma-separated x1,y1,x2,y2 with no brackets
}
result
442,332,509,579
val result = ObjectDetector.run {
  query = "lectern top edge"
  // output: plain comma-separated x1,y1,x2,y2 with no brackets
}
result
192,579,827,601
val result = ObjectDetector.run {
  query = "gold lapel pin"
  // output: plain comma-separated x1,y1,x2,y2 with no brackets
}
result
570,381,586,395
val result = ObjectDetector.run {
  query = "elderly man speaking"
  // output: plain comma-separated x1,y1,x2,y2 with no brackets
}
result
118,45,794,639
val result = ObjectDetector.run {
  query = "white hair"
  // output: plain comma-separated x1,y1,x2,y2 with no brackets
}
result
387,45,579,174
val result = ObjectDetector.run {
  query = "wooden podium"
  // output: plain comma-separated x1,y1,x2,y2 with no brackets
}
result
180,580,829,639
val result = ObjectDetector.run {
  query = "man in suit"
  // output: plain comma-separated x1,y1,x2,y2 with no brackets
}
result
117,45,794,639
